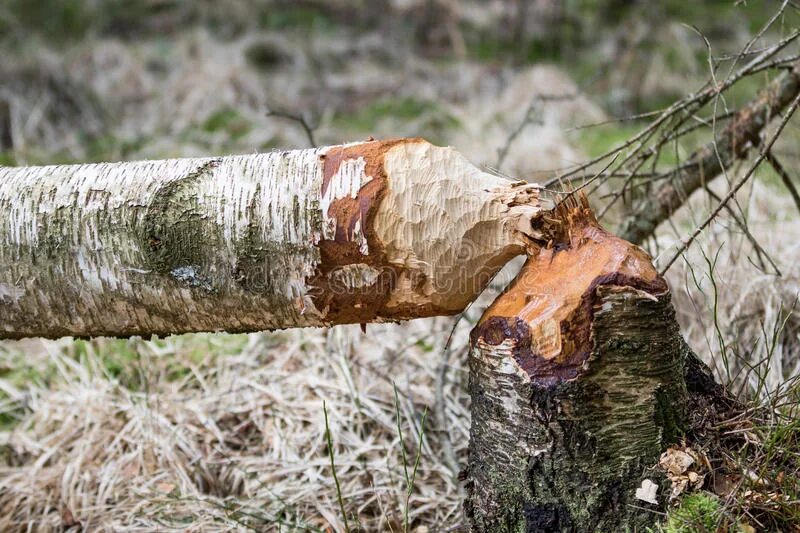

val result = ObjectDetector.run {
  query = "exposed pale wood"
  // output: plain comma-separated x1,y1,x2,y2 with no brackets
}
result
0,138,541,339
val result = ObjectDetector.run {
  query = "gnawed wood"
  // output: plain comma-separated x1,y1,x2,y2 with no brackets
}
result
465,195,694,531
0,138,541,339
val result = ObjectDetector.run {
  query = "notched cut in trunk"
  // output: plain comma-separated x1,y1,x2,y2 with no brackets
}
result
466,195,694,532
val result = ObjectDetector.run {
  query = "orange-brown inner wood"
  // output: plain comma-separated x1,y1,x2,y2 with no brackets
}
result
310,138,426,323
476,195,667,385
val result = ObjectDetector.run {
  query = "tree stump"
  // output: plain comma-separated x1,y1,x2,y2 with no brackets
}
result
465,196,693,532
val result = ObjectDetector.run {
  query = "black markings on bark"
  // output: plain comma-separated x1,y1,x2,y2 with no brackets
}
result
141,158,223,291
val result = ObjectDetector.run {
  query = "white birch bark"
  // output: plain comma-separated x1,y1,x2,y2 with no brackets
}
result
0,138,541,339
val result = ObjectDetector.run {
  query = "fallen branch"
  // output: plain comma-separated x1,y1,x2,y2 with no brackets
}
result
0,138,541,338
659,91,800,274
618,62,800,244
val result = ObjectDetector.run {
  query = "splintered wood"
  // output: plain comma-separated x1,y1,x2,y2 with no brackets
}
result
474,194,666,386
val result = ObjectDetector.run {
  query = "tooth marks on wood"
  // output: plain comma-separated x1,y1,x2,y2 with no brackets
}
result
474,195,666,387
466,197,690,532
309,138,421,324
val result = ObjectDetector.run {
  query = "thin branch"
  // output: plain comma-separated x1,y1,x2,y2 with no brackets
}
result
702,184,781,276
495,99,541,169
618,62,800,243
659,91,800,275
543,30,800,190
764,150,800,217
267,109,319,148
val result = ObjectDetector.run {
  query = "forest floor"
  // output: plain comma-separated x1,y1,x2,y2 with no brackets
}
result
1,2,800,531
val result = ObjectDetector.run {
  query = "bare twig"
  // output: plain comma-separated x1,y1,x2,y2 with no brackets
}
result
543,30,800,192
764,150,800,217
495,99,541,169
618,62,800,243
267,109,319,148
659,91,800,274
495,93,579,170
702,184,781,275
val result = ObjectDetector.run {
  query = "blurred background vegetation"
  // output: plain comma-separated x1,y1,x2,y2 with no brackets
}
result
1,0,793,165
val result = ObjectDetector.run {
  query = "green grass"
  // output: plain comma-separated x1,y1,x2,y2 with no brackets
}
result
0,152,15,166
323,400,351,533
333,97,460,145
465,33,575,64
660,405,800,531
259,7,334,33
201,108,252,140
0,1,337,44
0,351,58,429
575,123,642,159
0,334,247,431
394,384,428,533
334,97,454,130
574,120,691,172
2,0,97,42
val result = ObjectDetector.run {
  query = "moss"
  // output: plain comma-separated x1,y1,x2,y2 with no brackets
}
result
467,288,690,531
665,492,721,533
653,385,688,445
140,158,223,277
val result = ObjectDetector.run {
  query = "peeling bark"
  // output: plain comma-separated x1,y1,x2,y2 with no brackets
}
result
465,196,697,532
0,138,541,339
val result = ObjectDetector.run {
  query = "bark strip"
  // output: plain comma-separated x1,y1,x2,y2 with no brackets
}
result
0,138,541,339
466,196,693,532
618,63,800,244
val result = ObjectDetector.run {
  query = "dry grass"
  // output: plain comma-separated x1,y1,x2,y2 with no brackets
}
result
0,319,473,531
661,175,800,399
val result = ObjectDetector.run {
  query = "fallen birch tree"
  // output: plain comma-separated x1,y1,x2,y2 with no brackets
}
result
0,138,540,338
0,138,728,531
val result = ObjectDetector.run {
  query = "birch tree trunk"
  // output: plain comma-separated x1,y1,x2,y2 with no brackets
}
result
0,138,541,339
465,196,699,532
